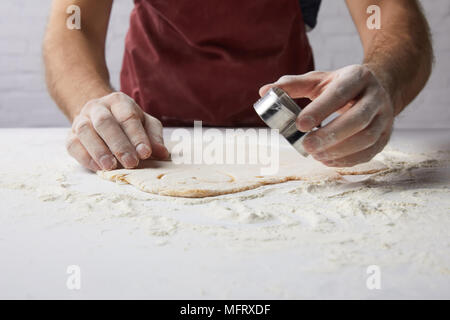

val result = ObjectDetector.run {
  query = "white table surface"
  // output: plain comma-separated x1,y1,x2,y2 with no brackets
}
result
0,127,449,299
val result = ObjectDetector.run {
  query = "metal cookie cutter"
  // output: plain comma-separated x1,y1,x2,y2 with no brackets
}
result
254,87,309,157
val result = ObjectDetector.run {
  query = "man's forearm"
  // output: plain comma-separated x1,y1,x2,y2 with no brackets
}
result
43,0,114,122
43,32,113,122
348,0,433,116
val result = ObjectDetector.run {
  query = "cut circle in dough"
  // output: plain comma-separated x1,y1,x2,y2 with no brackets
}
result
157,169,234,185
98,139,389,198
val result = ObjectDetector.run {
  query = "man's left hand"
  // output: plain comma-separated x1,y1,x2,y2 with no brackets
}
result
259,64,395,167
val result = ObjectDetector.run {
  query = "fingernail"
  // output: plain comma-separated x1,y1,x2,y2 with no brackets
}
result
89,159,101,171
99,155,116,170
259,85,270,97
297,115,316,132
303,135,323,152
136,143,151,159
122,152,138,168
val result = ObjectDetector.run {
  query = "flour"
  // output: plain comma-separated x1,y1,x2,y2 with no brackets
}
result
0,146,449,274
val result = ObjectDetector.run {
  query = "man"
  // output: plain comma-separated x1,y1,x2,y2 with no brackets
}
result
44,0,432,172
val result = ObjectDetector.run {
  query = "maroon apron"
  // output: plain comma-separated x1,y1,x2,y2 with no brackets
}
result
121,0,314,127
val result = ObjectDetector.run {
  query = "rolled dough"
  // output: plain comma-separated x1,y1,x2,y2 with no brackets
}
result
98,141,388,198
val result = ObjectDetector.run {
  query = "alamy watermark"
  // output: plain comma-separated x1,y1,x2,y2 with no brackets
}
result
366,265,381,290
367,5,381,30
66,5,81,30
66,4,381,31
169,121,280,175
66,264,81,290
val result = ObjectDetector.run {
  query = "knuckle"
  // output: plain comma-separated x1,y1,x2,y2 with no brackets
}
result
92,113,114,130
83,99,98,110
80,99,100,114
108,92,125,101
109,140,132,155
322,131,336,146
277,75,295,83
334,83,351,100
110,92,124,98
111,92,137,105
73,118,92,135
83,101,108,117
101,92,127,105
118,109,140,124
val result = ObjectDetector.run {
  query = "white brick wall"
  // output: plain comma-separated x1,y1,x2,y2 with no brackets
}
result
0,0,449,128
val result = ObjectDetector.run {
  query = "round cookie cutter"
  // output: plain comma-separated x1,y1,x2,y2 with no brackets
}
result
254,87,309,157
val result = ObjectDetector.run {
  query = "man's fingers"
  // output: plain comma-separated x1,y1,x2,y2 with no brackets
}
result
312,114,387,161
302,92,381,154
110,101,152,160
259,65,372,133
66,133,100,172
89,104,139,169
259,71,327,98
72,115,117,170
296,65,371,132
143,114,170,159
68,92,169,170
321,128,391,167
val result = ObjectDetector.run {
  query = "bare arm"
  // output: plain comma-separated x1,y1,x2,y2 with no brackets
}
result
346,0,433,115
44,0,113,121
44,0,168,172
259,0,433,167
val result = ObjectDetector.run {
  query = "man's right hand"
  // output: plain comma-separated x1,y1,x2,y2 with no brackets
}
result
66,92,169,172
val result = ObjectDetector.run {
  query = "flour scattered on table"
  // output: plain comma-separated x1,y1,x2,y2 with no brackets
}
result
0,147,449,274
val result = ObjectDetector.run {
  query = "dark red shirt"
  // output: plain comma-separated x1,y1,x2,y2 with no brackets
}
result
121,0,314,127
